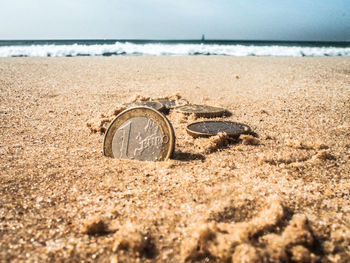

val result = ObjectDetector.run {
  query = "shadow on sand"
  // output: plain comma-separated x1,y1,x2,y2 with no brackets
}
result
172,151,206,161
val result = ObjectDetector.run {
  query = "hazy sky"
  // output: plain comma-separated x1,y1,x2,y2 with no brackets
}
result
0,0,349,41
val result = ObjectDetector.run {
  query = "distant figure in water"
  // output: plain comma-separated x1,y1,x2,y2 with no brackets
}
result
201,34,205,42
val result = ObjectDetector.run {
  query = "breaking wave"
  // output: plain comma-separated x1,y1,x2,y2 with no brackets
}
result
0,41,349,57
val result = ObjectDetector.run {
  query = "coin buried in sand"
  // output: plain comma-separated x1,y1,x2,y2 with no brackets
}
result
157,99,189,109
186,121,251,138
104,107,175,161
174,104,226,118
124,101,165,112
157,100,176,109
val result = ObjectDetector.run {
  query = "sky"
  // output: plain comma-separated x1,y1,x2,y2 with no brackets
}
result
0,0,349,41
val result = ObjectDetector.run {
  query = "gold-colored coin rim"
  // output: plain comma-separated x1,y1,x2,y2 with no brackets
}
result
103,106,175,161
174,104,226,118
186,120,251,138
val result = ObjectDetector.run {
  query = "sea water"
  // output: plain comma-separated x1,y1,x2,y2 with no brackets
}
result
0,39,349,57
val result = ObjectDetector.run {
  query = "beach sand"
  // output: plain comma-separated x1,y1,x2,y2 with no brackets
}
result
0,56,349,262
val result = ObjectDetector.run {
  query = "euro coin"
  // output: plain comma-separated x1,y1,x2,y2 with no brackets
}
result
174,104,226,118
124,101,165,113
104,107,175,161
157,98,189,109
186,120,251,138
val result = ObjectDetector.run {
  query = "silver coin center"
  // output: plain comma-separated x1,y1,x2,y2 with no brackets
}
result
112,117,163,161
197,122,241,133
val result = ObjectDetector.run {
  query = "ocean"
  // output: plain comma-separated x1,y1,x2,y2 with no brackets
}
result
0,39,349,57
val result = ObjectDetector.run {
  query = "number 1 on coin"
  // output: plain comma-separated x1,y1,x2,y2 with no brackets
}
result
119,120,132,158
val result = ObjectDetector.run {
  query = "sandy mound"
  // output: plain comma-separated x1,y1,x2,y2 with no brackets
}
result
182,198,317,262
112,222,156,259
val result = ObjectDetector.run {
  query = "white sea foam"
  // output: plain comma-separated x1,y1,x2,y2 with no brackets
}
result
0,42,349,57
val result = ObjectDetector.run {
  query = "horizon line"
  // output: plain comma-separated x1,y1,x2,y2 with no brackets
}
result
0,38,349,44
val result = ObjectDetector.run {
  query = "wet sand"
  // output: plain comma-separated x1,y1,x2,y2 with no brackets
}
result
0,56,349,262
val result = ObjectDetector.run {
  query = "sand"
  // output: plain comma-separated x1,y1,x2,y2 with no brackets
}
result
0,56,349,262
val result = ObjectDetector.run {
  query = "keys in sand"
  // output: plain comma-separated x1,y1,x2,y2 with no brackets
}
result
103,107,175,161
186,120,251,138
174,104,227,118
